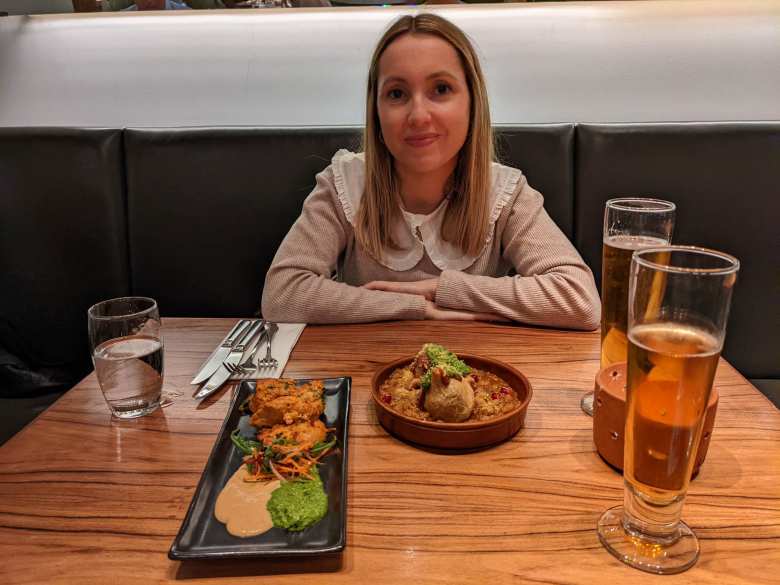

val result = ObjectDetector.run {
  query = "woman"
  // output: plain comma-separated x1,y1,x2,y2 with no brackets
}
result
261,14,600,329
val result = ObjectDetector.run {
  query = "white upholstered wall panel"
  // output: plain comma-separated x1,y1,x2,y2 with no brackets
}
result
0,1,778,127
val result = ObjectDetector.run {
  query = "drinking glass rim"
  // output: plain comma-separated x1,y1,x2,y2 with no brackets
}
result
606,197,676,213
633,245,740,275
88,296,159,321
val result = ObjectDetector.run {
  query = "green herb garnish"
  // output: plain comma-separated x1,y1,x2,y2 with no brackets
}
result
311,437,337,455
419,343,471,390
230,428,262,455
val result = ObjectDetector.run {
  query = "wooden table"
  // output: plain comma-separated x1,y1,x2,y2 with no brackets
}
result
1,318,778,584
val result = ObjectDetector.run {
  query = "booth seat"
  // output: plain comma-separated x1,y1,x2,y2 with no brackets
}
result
0,123,777,444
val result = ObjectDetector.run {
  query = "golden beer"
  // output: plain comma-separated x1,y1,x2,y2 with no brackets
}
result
597,245,736,574
624,322,720,502
600,235,668,368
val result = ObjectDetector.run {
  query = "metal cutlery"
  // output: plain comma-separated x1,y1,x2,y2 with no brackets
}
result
225,321,278,375
190,319,253,385
194,320,264,400
258,321,279,370
224,321,268,375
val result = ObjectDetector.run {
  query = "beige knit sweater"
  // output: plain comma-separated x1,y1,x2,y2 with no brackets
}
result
261,153,601,329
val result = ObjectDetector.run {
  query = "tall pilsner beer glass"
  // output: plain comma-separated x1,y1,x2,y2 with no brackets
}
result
580,198,675,416
597,246,739,574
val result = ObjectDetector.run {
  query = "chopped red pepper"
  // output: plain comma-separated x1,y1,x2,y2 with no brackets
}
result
381,393,392,405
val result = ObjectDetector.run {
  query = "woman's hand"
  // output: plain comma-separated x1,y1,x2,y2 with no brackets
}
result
363,278,508,322
363,278,439,302
423,301,510,323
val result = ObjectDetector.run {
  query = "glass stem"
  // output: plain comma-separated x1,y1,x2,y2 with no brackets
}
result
622,481,686,545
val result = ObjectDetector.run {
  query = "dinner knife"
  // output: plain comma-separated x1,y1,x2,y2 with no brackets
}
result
190,319,253,385
194,320,265,400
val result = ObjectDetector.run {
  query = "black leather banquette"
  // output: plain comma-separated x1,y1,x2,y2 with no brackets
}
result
1,123,778,443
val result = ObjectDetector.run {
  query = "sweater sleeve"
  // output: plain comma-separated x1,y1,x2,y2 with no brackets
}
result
261,168,429,324
434,182,601,330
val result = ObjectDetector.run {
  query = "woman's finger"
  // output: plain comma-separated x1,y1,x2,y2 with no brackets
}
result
364,279,438,301
425,301,509,322
364,280,403,293
364,280,419,297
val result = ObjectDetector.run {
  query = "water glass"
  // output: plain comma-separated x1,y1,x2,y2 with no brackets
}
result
597,245,739,574
88,297,164,419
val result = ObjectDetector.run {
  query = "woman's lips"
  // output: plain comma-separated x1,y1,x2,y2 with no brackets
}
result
404,134,439,148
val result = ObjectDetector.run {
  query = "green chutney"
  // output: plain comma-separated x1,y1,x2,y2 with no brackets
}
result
267,468,328,531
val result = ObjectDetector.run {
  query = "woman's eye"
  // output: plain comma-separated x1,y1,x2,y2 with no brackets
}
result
434,83,453,96
387,88,405,100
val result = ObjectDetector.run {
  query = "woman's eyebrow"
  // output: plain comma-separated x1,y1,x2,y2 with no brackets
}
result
379,76,406,88
379,70,460,89
426,70,459,81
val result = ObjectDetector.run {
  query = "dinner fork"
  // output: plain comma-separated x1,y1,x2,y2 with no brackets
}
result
258,321,279,370
224,322,267,376
224,321,278,375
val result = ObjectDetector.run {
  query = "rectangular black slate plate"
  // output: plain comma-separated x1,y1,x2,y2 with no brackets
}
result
169,377,351,560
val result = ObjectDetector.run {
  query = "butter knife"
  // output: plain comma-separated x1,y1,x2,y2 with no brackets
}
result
190,319,253,385
194,320,264,400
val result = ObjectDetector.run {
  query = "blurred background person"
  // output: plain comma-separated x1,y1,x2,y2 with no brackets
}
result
72,0,100,11
123,0,190,9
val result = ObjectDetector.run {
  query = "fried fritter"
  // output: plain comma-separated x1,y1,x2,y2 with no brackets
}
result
423,366,474,422
258,419,328,455
249,378,325,428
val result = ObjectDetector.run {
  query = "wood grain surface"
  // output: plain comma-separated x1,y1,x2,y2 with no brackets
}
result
1,318,778,584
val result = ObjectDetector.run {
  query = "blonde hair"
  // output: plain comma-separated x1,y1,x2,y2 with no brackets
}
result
357,13,495,261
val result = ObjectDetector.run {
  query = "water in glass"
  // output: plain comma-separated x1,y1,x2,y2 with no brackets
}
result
94,334,163,418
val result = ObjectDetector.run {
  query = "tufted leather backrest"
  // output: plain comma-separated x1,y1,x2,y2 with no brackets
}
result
124,127,363,318
574,122,780,379
1,123,775,389
496,124,575,239
0,127,129,373
124,125,575,317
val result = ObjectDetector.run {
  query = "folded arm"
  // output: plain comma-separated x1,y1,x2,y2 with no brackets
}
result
261,170,428,324
434,183,601,330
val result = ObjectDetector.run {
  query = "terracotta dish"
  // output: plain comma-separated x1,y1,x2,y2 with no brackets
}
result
371,354,533,449
592,362,718,476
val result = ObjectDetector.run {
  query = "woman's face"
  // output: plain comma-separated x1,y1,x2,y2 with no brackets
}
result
376,33,471,180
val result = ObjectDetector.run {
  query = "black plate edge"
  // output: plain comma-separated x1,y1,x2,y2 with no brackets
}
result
168,377,351,561
335,377,350,555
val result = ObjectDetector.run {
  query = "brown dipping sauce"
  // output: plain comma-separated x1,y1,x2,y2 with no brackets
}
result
215,466,281,538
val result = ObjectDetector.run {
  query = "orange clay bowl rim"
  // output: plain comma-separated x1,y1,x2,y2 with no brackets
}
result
371,353,533,431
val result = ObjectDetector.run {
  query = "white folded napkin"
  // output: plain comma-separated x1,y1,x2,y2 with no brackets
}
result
231,323,306,380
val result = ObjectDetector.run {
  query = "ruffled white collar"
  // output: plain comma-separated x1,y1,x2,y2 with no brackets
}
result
331,149,524,272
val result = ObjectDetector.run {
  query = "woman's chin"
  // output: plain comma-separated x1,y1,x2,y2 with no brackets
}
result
396,152,456,177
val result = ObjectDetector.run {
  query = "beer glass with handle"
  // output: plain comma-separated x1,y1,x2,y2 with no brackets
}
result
597,246,739,574
580,198,675,416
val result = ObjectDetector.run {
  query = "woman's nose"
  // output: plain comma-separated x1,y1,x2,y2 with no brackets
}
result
408,95,432,127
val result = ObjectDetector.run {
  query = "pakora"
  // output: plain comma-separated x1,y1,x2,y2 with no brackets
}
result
250,378,325,427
